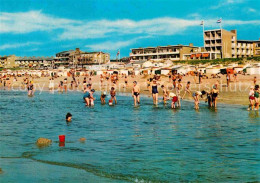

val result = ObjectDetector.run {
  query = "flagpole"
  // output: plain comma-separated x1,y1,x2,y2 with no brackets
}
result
119,49,121,62
203,20,205,52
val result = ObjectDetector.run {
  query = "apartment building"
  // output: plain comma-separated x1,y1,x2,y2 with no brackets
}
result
130,44,197,62
253,40,260,57
204,29,259,59
0,55,17,68
15,56,54,68
55,48,110,67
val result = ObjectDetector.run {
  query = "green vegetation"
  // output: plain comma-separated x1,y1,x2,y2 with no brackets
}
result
173,57,260,65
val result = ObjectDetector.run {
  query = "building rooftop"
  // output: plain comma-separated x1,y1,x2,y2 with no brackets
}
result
131,44,198,50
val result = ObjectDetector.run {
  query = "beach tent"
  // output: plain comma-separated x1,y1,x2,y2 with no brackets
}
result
246,67,260,75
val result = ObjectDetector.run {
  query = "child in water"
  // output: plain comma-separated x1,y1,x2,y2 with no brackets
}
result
161,85,169,104
132,81,140,106
100,91,107,104
170,93,178,109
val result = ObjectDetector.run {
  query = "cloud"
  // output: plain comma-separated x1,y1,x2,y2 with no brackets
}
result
0,42,41,50
59,18,201,40
248,8,256,12
0,10,260,41
210,0,245,9
85,36,150,51
0,10,80,34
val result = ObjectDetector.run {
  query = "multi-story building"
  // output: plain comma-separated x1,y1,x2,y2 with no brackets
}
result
55,48,110,67
15,56,54,68
130,44,197,62
204,29,237,59
204,29,259,59
253,40,260,57
0,55,17,68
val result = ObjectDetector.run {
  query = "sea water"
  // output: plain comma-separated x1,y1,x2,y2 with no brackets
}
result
0,90,259,182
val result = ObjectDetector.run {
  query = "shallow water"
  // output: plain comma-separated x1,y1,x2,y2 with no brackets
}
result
0,90,259,182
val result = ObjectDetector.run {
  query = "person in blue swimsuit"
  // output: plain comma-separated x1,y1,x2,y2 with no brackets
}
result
151,79,159,105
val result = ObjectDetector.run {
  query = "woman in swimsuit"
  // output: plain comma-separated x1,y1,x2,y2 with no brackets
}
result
151,80,159,105
110,87,117,104
254,85,259,110
83,86,90,106
211,85,219,108
248,86,255,111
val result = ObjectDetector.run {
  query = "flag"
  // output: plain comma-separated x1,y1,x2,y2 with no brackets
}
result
116,49,120,56
217,18,222,23
200,21,204,26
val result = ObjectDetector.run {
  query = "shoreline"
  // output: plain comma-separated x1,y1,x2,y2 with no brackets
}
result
0,86,250,108
1,73,258,107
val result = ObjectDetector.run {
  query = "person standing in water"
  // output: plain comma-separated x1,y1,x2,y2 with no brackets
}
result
27,81,34,96
192,91,206,110
175,79,182,107
64,78,68,92
211,85,219,108
132,81,140,106
151,80,159,105
182,81,191,99
110,87,117,104
248,86,255,111
100,91,107,104
161,85,169,105
254,85,259,110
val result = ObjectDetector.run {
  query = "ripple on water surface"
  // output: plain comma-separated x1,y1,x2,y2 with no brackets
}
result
0,90,259,182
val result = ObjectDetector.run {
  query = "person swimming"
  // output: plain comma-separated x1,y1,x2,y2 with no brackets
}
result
66,113,72,122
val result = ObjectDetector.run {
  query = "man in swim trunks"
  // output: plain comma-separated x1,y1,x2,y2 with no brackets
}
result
132,81,140,106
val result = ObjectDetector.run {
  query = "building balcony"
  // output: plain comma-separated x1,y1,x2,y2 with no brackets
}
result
130,51,180,57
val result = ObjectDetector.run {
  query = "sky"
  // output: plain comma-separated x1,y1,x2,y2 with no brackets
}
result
0,0,259,59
